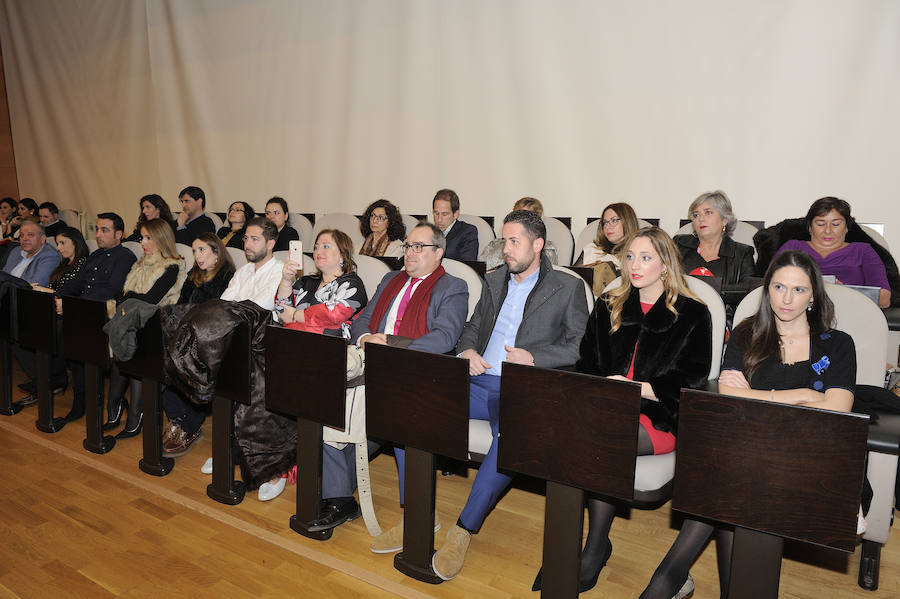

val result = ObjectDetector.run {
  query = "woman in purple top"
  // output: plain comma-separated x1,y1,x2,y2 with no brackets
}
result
774,197,891,307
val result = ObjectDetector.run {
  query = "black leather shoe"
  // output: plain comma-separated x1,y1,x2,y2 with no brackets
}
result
18,394,38,407
306,497,361,532
115,413,143,439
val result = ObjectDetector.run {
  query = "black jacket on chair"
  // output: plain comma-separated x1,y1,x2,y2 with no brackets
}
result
577,288,712,434
673,234,755,285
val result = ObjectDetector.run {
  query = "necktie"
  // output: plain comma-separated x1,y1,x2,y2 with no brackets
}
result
393,277,422,335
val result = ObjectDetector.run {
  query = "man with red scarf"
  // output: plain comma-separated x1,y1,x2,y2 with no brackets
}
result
314,223,469,533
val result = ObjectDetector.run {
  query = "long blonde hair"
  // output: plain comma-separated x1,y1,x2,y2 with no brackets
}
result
141,218,180,260
606,226,699,334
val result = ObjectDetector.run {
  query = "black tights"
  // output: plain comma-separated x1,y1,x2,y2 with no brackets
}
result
580,425,656,576
639,520,733,599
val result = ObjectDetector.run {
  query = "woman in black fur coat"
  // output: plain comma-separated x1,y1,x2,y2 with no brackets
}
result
537,227,712,595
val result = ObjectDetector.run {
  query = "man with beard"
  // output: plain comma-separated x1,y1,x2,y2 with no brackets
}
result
429,209,589,581
220,216,283,310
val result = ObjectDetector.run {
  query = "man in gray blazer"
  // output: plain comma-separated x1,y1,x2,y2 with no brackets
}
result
315,223,469,533
2,219,60,287
430,209,589,581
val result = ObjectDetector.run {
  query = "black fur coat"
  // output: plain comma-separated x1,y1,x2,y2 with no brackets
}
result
577,288,712,434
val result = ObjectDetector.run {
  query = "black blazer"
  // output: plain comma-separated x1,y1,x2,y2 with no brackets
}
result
175,214,216,246
443,219,478,261
673,234,755,285
578,288,712,433
272,225,300,252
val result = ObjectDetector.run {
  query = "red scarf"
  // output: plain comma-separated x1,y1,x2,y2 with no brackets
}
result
367,266,445,338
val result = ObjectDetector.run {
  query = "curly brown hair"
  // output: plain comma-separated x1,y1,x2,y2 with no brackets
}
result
360,199,406,241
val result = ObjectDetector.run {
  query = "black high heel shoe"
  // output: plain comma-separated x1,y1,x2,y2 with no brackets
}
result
102,398,126,430
115,412,143,439
115,382,142,439
532,538,613,593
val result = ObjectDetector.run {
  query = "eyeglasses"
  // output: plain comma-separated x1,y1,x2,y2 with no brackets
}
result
690,209,716,220
402,242,437,253
229,207,245,213
370,214,388,222
601,217,621,227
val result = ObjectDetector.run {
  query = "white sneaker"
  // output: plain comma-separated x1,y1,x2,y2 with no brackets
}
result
258,477,287,502
201,457,213,474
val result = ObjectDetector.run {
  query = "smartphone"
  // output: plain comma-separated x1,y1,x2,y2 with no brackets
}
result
289,240,303,265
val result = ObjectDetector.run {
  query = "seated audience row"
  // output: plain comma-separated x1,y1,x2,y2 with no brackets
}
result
580,192,896,310
1,199,870,597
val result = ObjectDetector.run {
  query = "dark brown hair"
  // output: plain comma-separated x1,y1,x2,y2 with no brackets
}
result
732,250,835,381
188,232,235,285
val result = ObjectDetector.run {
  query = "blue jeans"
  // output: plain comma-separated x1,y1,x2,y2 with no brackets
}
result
395,374,508,530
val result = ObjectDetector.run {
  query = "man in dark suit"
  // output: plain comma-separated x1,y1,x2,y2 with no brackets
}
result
430,209,589,581
37,202,66,239
174,185,215,245
433,188,479,261
315,223,469,534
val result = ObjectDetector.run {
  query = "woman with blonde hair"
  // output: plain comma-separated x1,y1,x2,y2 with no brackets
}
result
534,227,712,594
103,218,186,439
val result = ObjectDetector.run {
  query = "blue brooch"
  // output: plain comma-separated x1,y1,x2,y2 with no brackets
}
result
811,355,830,375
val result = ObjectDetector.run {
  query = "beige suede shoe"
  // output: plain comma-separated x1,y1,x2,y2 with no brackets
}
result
431,524,471,581
369,515,442,554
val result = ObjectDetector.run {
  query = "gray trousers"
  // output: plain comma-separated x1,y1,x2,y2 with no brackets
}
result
322,440,380,499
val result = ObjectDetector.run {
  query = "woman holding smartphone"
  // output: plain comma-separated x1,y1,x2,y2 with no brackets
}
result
241,228,368,502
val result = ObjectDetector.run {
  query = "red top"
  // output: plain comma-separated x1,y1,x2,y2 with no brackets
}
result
625,302,655,380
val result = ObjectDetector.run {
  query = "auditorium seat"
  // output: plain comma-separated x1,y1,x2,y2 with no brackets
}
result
457,214,495,256
440,258,483,320
289,213,314,245
543,217,574,265
313,213,364,253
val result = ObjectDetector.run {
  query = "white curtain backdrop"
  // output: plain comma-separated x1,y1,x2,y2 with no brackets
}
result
1,0,899,249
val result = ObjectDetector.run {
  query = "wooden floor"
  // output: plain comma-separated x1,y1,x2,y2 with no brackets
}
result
1,371,898,598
